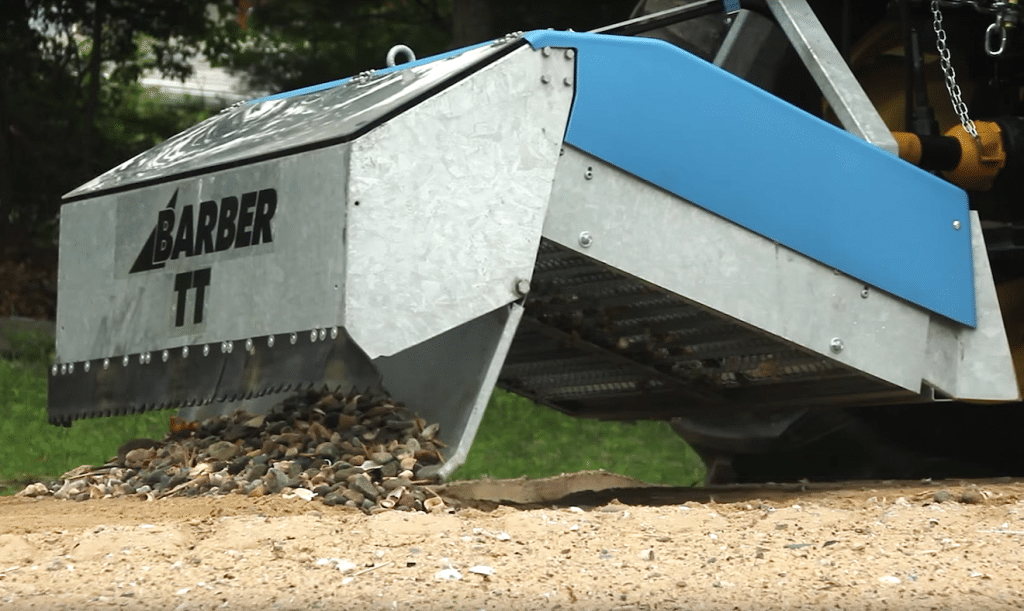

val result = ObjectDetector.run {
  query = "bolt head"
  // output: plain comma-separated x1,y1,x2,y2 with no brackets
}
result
540,74,551,84
564,49,575,60
830,338,844,354
953,220,962,230
579,231,594,248
514,278,531,296
267,336,275,348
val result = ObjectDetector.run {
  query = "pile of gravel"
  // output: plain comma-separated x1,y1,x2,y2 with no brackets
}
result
18,390,451,513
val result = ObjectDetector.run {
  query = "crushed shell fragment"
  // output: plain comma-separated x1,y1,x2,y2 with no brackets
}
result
18,389,449,513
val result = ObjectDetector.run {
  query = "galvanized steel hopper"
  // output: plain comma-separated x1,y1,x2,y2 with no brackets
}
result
50,31,1019,477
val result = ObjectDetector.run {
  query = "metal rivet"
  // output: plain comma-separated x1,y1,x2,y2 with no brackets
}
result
290,333,298,345
220,341,227,353
246,339,254,353
123,355,130,367
145,352,152,364
564,49,575,59
182,346,189,358
860,287,870,299
579,231,594,248
318,328,327,341
52,364,58,376
953,220,962,230
139,354,146,364
267,336,275,348
203,344,210,357
541,46,552,57
162,350,169,362
541,74,551,84
331,327,339,340
103,358,110,370
69,362,75,374
563,77,573,86
83,361,90,373
584,167,593,180
514,278,531,296
226,341,233,354
830,338,844,354
311,329,318,342
60,363,67,375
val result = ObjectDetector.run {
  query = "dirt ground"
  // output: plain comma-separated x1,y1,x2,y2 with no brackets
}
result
2,478,1024,610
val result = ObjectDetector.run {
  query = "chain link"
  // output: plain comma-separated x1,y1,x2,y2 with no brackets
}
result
932,0,980,139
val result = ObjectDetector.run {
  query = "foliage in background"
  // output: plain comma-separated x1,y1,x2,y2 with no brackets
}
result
452,389,705,486
208,0,637,94
0,0,231,244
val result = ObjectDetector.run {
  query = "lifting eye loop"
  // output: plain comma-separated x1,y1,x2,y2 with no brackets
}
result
386,45,416,67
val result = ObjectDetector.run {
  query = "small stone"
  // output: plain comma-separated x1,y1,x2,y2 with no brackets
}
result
207,441,240,461
959,488,984,504
315,442,340,461
341,488,365,505
349,476,380,501
381,462,399,478
933,490,953,503
264,468,289,493
415,464,443,481
247,463,269,481
348,455,365,467
322,492,346,506
370,452,394,465
399,457,417,471
124,448,156,469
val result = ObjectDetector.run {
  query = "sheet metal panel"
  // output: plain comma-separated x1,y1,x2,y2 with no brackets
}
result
523,30,976,327
64,39,521,201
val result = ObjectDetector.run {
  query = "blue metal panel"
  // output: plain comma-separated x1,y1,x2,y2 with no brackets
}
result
523,31,976,327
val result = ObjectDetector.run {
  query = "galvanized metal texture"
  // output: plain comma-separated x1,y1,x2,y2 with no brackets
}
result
64,38,524,201
762,0,900,154
343,45,573,359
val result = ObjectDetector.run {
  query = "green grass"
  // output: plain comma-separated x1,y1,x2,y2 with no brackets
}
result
0,331,170,494
450,389,706,486
0,331,705,494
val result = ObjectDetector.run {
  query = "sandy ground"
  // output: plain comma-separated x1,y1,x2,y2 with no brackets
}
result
2,479,1024,611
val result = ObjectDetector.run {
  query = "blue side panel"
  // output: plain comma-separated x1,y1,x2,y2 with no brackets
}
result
524,31,976,327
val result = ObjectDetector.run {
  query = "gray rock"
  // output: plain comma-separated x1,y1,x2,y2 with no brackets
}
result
315,442,340,461
207,441,240,461
349,475,380,501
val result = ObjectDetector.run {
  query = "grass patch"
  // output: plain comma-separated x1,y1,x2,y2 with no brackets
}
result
1,331,704,494
451,389,706,486
0,331,170,492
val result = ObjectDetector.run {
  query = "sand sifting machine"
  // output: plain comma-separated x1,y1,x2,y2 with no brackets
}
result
49,1,1022,480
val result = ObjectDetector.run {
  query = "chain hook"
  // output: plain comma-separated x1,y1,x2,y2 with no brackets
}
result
986,15,1009,56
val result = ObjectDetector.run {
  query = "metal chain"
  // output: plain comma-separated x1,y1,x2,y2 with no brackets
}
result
932,0,981,139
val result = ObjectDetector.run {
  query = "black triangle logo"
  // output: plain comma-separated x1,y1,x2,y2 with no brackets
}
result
129,190,178,274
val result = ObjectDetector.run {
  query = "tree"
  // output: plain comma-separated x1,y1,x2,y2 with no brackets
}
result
210,0,636,94
0,0,231,244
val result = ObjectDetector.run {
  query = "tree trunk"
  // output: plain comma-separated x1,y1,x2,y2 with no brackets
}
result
78,0,106,190
452,0,493,48
0,71,13,240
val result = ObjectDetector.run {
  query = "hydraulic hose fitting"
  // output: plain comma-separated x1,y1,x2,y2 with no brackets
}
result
892,121,1007,190
943,121,1006,191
